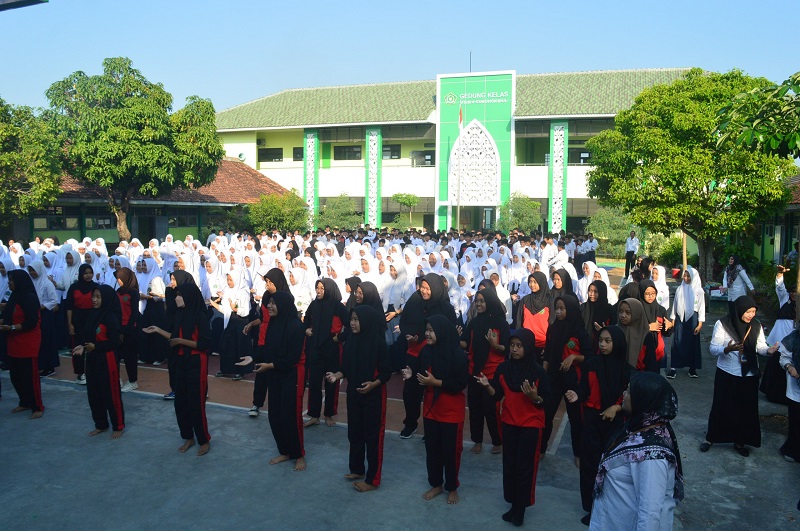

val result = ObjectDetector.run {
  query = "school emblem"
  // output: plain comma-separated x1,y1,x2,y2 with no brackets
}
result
567,339,576,349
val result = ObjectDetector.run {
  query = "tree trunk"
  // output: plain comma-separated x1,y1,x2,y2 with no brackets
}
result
696,238,715,285
111,193,133,242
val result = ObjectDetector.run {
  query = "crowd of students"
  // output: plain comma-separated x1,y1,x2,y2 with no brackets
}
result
0,226,741,529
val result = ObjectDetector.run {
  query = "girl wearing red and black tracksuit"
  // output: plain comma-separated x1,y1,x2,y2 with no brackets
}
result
411,314,468,501
146,281,212,452
115,267,140,388
565,325,630,523
542,293,593,456
162,270,197,399
66,264,99,381
75,284,124,434
259,291,306,467
515,272,551,359
327,305,391,489
304,278,349,424
639,280,672,372
399,273,458,438
1,270,44,417
461,285,509,452
478,327,549,527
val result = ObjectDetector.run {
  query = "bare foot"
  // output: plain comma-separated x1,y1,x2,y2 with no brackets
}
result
111,430,123,439
354,481,378,492
303,417,320,428
294,457,306,471
30,410,43,420
574,456,581,468
178,439,195,453
344,473,365,480
270,454,291,465
423,486,444,500
324,416,336,427
447,490,460,504
11,406,29,413
88,428,108,436
471,443,483,454
197,442,210,456
491,445,502,454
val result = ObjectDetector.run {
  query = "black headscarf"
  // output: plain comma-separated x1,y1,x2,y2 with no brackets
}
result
173,282,207,343
344,276,363,313
465,286,508,374
356,281,386,330
580,280,615,337
638,279,661,326
341,305,389,388
551,268,574,300
419,314,468,409
638,257,654,280
617,281,640,304
308,278,344,347
523,272,551,314
595,372,683,502
400,273,457,339
501,327,540,392
719,295,761,376
166,270,196,316
83,284,121,342
264,267,290,293
545,294,584,366
262,290,304,369
75,264,97,294
1,269,40,327
589,325,630,410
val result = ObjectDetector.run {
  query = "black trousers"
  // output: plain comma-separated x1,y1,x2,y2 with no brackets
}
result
467,377,501,445
268,365,305,459
119,332,138,382
347,387,387,486
306,343,341,418
503,423,541,508
402,354,424,431
542,377,582,455
8,357,44,412
173,353,210,445
579,409,623,512
219,315,252,374
624,251,636,278
85,351,124,431
424,417,463,491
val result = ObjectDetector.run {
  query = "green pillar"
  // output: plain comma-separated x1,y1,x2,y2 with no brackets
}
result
365,127,382,228
303,129,320,229
548,121,568,232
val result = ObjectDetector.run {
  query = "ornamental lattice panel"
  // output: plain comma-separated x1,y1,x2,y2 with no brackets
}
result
448,119,500,206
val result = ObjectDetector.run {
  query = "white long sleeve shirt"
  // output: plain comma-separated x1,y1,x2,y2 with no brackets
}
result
625,237,640,253
709,320,769,377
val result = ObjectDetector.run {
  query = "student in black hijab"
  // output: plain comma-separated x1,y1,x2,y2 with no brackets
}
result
145,282,212,455
516,271,551,358
344,276,363,313
477,327,549,527
161,269,196,400
66,263,99,384
354,281,387,330
398,273,458,439
638,279,672,370
72,284,124,438
580,280,616,351
1,270,44,418
326,305,392,492
549,268,574,323
304,278,349,427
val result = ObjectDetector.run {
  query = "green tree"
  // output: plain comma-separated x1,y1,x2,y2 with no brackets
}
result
717,71,800,159
248,189,308,233
45,57,224,241
586,68,796,282
314,194,362,230
391,193,420,226
496,192,542,234
585,206,639,259
0,97,61,214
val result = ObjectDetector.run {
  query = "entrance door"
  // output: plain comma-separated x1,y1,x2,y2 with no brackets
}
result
483,208,495,230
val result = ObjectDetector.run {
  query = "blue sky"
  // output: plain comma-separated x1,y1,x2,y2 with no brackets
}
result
0,0,795,112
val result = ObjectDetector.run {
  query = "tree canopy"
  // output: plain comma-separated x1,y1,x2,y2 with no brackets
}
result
585,206,639,259
248,189,308,234
586,68,797,280
45,57,224,241
391,193,420,226
0,97,61,214
717,71,800,159
496,192,542,234
314,194,362,230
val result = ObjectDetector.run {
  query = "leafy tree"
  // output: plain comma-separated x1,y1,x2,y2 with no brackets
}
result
586,68,796,282
248,189,308,233
585,206,639,259
0,97,61,214
45,57,224,241
496,192,542,234
391,193,420,226
314,194,362,230
717,71,800,159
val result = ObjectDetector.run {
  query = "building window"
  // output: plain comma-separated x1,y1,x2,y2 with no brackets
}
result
382,144,401,160
293,147,303,161
258,147,283,162
333,145,362,160
410,150,435,167
95,217,114,230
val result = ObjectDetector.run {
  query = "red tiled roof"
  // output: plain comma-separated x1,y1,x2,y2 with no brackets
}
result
790,174,800,205
58,159,288,205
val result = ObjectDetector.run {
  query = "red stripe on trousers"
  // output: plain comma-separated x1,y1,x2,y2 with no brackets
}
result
105,351,125,430
371,385,388,487
200,354,211,442
31,358,44,412
530,430,541,505
454,421,464,489
295,363,306,456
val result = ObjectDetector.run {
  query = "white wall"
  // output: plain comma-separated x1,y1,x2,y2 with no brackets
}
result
221,131,257,169
382,166,437,197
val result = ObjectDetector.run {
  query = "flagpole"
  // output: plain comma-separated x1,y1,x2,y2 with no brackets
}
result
456,105,463,230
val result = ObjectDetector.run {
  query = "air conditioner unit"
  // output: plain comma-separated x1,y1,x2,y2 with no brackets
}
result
256,139,266,147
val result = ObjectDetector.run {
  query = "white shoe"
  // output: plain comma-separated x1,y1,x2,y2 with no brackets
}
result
152,360,163,366
76,374,86,385
121,381,138,393
248,406,260,417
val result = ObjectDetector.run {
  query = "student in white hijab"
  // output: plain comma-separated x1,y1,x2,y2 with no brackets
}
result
577,261,598,304
212,270,252,380
652,265,671,310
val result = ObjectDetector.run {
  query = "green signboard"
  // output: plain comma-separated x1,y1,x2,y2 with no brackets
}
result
436,71,515,230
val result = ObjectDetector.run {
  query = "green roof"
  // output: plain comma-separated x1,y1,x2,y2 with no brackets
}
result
216,68,691,130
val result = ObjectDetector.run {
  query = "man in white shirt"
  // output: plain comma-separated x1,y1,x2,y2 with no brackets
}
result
625,231,640,278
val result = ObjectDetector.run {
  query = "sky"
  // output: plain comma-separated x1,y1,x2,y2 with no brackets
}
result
0,0,796,113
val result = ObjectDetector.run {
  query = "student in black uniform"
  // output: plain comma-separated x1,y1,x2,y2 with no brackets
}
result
326,305,391,492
